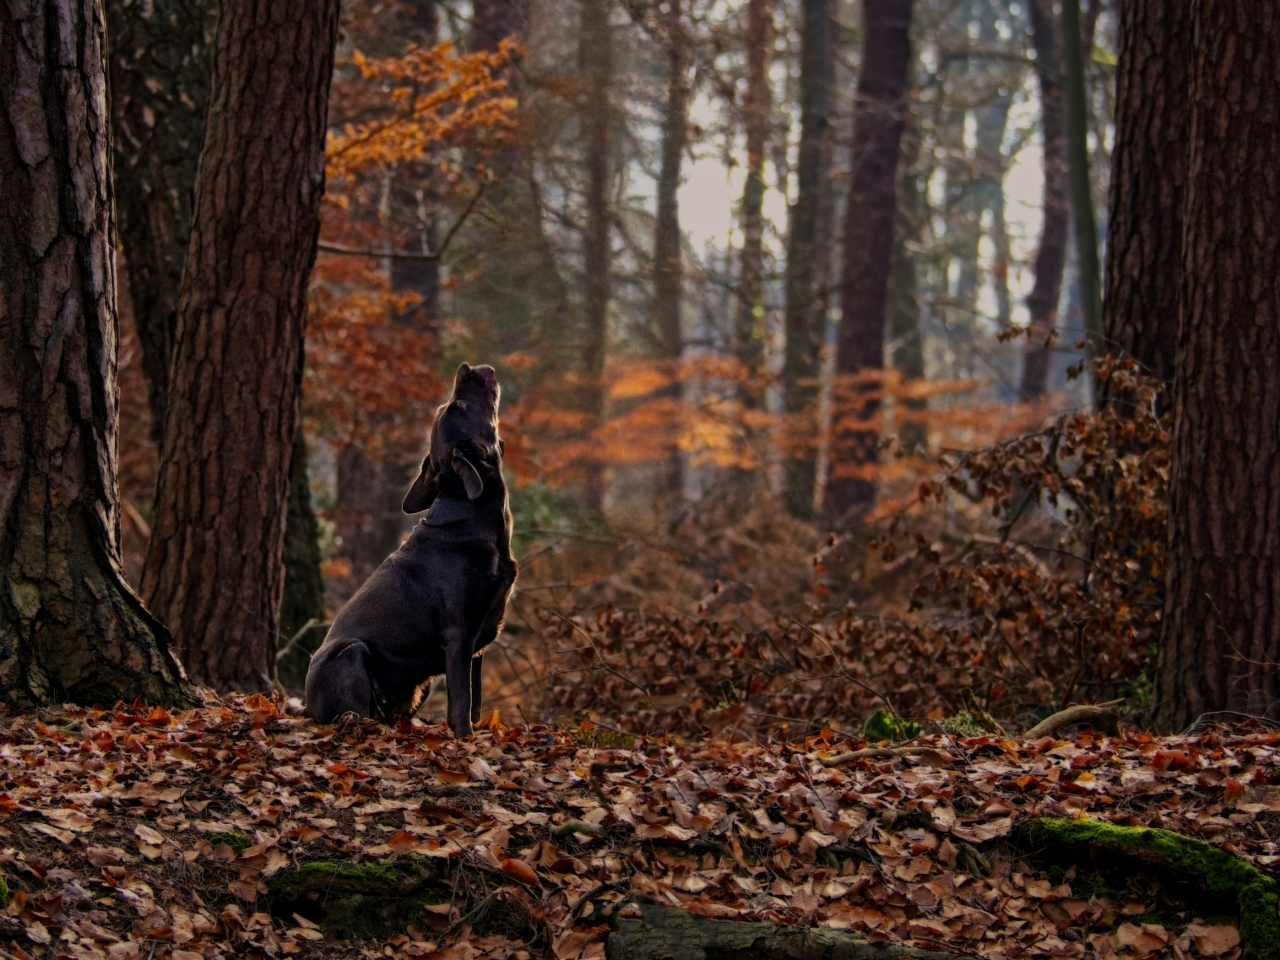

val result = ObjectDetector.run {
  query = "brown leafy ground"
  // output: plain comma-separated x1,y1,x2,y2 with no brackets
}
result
0,695,1272,960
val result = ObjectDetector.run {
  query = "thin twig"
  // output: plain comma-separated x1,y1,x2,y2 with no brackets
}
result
317,181,486,261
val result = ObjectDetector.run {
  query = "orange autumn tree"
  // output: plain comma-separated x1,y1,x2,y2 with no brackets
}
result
303,17,518,583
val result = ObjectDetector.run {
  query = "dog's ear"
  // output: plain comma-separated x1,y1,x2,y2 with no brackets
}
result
452,448,484,500
402,456,438,513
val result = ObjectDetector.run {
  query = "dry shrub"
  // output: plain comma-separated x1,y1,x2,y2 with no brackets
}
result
512,358,1167,737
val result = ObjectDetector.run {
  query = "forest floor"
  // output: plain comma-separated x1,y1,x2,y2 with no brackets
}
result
0,695,1274,960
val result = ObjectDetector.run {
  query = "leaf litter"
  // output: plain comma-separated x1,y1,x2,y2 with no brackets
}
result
0,695,1273,960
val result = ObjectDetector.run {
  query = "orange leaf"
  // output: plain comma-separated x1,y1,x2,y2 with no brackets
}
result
499,858,539,886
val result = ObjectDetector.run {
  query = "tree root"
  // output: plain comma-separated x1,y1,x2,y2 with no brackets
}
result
606,902,976,959
1023,699,1123,739
1020,818,1280,960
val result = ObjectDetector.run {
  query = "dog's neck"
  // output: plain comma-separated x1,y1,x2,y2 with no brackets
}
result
422,491,512,554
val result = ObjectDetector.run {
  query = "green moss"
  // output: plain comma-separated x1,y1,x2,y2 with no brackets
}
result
863,708,922,742
266,856,441,940
1024,818,1280,960
0,874,9,907
936,711,986,737
207,831,252,854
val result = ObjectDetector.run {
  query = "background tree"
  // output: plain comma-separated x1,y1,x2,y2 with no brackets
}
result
1101,0,1190,397
1154,0,1280,732
106,0,216,440
825,0,915,519
1061,0,1101,347
142,0,342,691
1018,0,1069,402
781,0,835,520
0,0,192,707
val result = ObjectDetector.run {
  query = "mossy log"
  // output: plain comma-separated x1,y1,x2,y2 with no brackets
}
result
266,856,443,939
606,903,975,960
1021,818,1280,960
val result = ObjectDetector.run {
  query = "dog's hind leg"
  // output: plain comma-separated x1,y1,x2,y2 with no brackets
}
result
443,627,475,737
470,654,483,725
305,640,377,724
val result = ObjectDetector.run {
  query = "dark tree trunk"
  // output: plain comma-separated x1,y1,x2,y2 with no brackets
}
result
825,0,914,521
653,0,690,499
106,0,216,443
1061,0,1101,348
735,0,773,400
1018,0,1070,403
142,0,341,692
1101,0,1190,397
0,0,193,708
471,0,529,59
278,428,327,694
1154,0,1280,732
579,0,613,512
781,0,834,520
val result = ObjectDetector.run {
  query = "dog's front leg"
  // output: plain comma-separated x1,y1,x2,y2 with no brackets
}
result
444,629,475,737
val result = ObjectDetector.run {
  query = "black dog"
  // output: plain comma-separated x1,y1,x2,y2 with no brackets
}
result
304,364,517,736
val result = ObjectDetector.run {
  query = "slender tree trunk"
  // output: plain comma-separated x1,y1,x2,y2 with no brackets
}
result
1153,0,1280,732
735,0,773,400
0,0,193,708
277,428,326,693
106,0,216,443
653,0,690,499
888,100,926,454
781,0,834,520
973,0,1015,332
579,0,613,512
142,0,341,692
1101,0,1189,396
1061,0,1101,348
471,0,529,59
825,0,914,521
1018,0,1069,403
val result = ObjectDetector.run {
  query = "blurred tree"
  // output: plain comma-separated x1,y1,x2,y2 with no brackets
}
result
143,0,342,692
1018,0,1068,402
578,0,616,511
734,0,773,402
0,0,193,707
653,0,692,498
888,89,926,453
106,0,216,442
277,429,327,694
1154,0,1280,732
1101,0,1189,401
781,0,835,520
826,0,915,519
1061,0,1101,348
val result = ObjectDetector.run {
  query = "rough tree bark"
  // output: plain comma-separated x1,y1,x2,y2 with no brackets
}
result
780,0,834,520
0,0,193,707
652,0,691,499
1018,0,1069,403
1101,0,1190,396
579,0,613,511
106,0,216,442
142,0,341,692
734,0,773,401
1154,0,1280,732
1061,0,1101,348
825,0,914,520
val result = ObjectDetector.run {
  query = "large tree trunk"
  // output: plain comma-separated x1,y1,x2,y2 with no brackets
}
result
1153,0,1280,732
142,0,341,692
578,0,613,512
106,0,216,443
888,96,926,454
824,0,914,521
1018,0,1070,403
780,0,834,520
1101,0,1190,398
0,0,193,708
653,0,690,499
735,0,773,401
1061,0,1101,348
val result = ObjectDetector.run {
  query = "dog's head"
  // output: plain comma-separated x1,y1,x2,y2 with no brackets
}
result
403,363,502,513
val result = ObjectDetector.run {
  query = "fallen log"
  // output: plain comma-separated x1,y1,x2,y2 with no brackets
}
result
1020,818,1279,960
606,902,976,960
